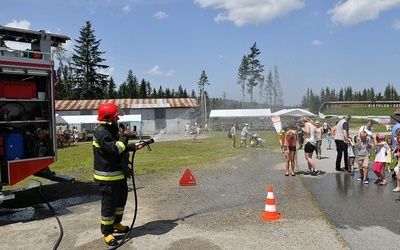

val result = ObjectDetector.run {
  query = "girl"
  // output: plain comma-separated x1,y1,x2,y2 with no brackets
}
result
284,129,298,176
347,136,356,175
301,117,320,176
386,138,393,172
373,134,388,185
326,132,332,150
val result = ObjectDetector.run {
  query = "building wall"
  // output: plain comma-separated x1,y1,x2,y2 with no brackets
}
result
56,107,196,135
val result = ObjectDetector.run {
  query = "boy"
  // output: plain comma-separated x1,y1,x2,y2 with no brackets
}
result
357,131,373,184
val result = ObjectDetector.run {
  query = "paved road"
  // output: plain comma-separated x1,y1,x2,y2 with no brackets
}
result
299,138,400,250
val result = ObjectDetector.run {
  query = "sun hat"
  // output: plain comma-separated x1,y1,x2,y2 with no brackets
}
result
376,134,385,140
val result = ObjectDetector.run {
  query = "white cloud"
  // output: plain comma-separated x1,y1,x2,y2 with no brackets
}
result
4,20,31,50
165,70,175,77
145,65,174,77
194,0,305,26
393,19,400,30
88,1,97,14
311,40,322,46
328,0,400,26
99,66,115,77
145,65,164,76
6,20,30,29
122,5,132,14
153,11,168,19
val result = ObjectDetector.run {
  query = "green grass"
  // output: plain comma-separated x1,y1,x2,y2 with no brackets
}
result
6,131,279,190
4,115,395,191
323,107,397,117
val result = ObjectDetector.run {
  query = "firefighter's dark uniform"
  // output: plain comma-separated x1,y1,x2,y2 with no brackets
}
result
93,121,135,236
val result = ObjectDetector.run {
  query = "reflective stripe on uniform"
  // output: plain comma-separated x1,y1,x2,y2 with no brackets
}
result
92,137,126,154
116,141,126,154
115,207,124,215
94,170,125,181
101,216,114,226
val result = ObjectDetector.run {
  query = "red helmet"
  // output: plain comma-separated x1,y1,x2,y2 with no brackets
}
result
97,103,123,122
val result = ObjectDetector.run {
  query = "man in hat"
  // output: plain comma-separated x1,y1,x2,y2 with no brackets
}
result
334,114,351,171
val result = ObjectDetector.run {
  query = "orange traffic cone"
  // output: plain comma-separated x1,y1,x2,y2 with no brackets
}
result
179,168,196,186
260,186,282,221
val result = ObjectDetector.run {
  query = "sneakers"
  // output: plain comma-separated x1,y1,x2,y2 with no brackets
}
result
379,180,387,185
349,171,354,175
311,170,321,176
113,223,130,233
104,234,118,246
363,179,369,184
393,187,400,192
374,179,382,184
304,170,311,175
357,177,362,181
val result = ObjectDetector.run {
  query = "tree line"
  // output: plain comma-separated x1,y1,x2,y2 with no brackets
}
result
300,85,400,114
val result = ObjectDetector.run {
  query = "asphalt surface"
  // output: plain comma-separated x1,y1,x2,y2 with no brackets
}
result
299,136,400,250
6,132,395,249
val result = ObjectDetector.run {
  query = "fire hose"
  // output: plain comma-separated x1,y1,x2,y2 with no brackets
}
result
109,136,154,250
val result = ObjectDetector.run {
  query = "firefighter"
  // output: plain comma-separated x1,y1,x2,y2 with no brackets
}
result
93,103,143,246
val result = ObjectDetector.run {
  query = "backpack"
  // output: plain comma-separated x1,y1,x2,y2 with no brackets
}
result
227,131,232,139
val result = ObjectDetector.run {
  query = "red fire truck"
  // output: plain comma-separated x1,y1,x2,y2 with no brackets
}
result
0,26,74,201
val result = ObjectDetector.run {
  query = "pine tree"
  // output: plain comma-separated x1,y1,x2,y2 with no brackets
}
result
237,55,248,108
246,43,264,106
124,70,138,98
72,21,109,99
139,79,147,98
198,70,210,125
107,77,117,98
54,45,74,99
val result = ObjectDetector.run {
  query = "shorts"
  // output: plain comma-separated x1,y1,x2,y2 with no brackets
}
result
373,161,385,173
304,142,316,153
284,146,297,152
357,156,370,168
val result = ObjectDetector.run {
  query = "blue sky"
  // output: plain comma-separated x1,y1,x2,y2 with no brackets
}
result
2,0,400,105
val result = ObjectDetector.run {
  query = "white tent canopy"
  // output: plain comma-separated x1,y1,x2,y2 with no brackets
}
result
209,109,271,118
56,114,142,124
271,108,316,117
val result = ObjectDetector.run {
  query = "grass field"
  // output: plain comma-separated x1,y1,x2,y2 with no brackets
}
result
4,117,396,191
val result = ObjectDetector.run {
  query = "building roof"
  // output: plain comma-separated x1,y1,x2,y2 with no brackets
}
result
55,98,199,111
209,109,271,118
271,108,316,117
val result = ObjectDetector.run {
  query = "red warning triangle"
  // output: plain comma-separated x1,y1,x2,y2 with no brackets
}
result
179,168,196,186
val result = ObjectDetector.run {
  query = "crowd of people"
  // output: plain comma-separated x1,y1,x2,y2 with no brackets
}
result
277,113,400,192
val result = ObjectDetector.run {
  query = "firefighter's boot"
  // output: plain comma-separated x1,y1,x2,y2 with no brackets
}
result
104,234,118,246
113,222,130,233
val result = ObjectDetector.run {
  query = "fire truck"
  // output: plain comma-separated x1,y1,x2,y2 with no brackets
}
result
0,26,74,201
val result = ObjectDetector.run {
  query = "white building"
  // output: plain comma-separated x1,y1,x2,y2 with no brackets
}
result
55,98,199,135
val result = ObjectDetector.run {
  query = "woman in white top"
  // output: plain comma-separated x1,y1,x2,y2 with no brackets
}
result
301,117,320,175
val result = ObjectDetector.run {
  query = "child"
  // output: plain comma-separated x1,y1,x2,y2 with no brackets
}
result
393,130,400,191
373,133,388,185
357,131,373,184
326,132,332,150
347,137,356,175
284,129,298,176
386,138,393,172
